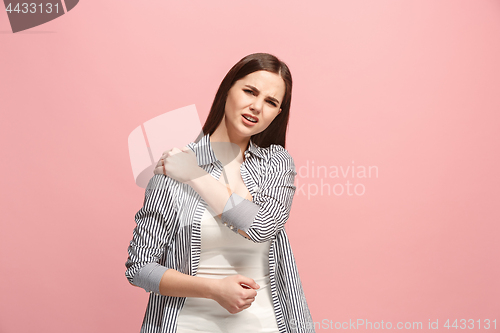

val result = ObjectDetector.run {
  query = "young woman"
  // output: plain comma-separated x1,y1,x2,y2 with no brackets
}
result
125,53,315,333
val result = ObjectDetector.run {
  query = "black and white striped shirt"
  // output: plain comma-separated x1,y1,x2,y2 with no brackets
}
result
125,133,315,333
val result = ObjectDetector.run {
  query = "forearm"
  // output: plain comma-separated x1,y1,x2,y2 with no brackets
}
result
187,168,261,239
187,171,258,238
159,268,218,299
187,170,231,217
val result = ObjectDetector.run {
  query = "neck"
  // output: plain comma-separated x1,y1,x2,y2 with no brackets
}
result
210,116,250,163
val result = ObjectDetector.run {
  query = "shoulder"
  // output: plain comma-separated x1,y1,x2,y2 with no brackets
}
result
256,143,292,159
143,174,181,212
146,173,178,190
145,174,181,201
258,144,295,170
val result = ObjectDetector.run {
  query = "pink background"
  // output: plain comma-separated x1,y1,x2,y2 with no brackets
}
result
1,1,499,332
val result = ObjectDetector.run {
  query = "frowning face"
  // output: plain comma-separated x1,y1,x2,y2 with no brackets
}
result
223,70,285,140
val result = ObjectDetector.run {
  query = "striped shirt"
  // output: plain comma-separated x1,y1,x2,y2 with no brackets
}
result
125,133,315,333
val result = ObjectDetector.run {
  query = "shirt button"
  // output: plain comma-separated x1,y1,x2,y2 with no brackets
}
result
229,225,234,230
223,222,228,226
253,186,259,192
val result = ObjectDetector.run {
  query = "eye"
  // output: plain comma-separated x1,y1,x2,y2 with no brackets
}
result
267,100,277,107
243,89,255,95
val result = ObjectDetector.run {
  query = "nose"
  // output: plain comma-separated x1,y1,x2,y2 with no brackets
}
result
250,98,263,113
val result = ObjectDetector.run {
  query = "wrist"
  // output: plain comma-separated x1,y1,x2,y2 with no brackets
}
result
204,278,220,300
186,168,208,187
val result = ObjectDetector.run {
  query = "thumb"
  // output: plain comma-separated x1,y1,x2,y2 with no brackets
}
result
237,275,260,290
168,147,181,155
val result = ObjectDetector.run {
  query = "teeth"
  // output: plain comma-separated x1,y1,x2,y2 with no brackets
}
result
243,115,257,123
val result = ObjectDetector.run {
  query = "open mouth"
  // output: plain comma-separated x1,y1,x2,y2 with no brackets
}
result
242,114,258,123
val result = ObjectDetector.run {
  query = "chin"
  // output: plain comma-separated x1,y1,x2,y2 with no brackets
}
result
235,129,257,140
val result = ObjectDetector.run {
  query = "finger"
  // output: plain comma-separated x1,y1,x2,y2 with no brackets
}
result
181,146,193,153
243,289,257,298
153,166,163,175
156,156,165,167
170,147,182,154
240,303,251,311
238,276,260,290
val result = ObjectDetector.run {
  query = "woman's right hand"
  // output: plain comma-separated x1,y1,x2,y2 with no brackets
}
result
210,275,260,314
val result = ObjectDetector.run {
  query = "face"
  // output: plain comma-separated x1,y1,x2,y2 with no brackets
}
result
223,70,286,140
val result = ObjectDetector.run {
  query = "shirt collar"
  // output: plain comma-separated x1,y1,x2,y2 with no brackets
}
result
188,132,264,166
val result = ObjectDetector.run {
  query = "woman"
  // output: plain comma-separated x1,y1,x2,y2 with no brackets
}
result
125,53,315,333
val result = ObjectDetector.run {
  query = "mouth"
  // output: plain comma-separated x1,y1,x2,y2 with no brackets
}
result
242,114,258,123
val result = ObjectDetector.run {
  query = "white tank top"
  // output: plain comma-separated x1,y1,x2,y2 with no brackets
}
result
176,192,279,333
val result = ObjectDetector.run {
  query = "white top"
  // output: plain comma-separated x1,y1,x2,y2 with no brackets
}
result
176,197,279,333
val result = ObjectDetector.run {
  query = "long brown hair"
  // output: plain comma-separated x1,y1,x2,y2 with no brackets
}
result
199,53,293,149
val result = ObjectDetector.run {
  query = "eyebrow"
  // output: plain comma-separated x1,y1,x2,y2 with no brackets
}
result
244,85,281,105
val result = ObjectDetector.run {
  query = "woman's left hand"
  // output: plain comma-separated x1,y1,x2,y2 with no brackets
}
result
153,146,205,184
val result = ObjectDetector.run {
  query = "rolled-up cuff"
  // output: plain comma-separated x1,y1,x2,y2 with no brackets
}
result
220,192,260,233
132,262,168,294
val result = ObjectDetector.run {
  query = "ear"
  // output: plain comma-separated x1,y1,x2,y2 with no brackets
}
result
279,108,282,114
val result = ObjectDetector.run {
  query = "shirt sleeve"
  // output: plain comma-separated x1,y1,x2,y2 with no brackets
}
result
125,174,178,294
220,148,297,243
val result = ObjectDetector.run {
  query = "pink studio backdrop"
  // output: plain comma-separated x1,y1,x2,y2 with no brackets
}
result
1,1,499,332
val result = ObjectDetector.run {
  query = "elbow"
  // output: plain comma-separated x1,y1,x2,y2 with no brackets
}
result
125,266,137,286
125,258,142,286
129,262,169,295
245,211,289,243
246,224,281,243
